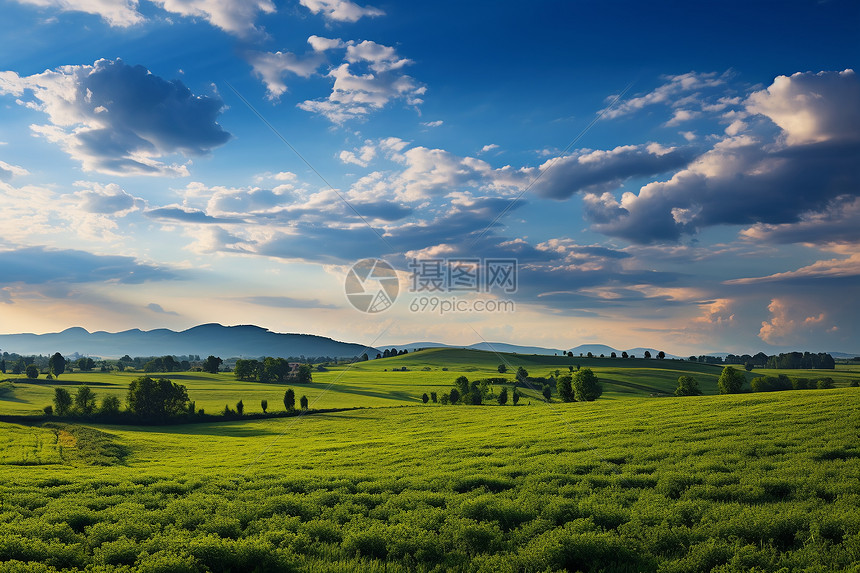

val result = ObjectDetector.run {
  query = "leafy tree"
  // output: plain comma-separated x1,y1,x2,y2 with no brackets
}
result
77,357,95,371
100,395,121,415
572,368,602,401
49,352,65,378
657,351,665,360
644,350,652,359
296,364,313,384
744,362,754,371
515,367,528,385
512,389,520,406
430,391,437,403
422,392,429,404
53,388,72,416
284,389,295,411
622,351,628,359
127,377,190,419
299,395,309,410
74,386,97,415
497,387,508,405
234,359,260,382
455,376,470,396
236,400,244,415
261,399,268,413
717,366,745,394
25,365,39,379
360,353,369,361
440,393,450,405
816,377,835,389
449,388,461,404
541,384,552,401
43,405,53,416
586,352,593,358
556,375,574,402
11,361,22,375
610,352,617,358
674,375,701,396
202,355,223,374
497,364,507,374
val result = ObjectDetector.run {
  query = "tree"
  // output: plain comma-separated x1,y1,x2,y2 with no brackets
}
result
744,362,754,371
515,367,528,385
422,392,429,404
77,357,95,371
622,351,628,359
299,395,309,410
74,385,97,415
816,377,835,389
54,388,72,416
455,376,470,396
497,387,508,405
586,352,593,358
261,399,268,413
43,405,53,416
100,395,121,415
512,389,520,405
644,350,652,359
556,375,574,402
127,377,190,419
25,365,39,379
236,400,244,415
717,366,745,394
541,385,552,401
449,388,461,404
674,375,701,396
657,351,665,360
572,368,602,401
610,352,616,358
296,364,313,384
430,391,437,403
49,352,65,378
498,364,507,374
202,356,222,374
284,389,295,411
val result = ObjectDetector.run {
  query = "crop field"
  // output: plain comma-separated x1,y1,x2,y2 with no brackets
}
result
1,382,859,572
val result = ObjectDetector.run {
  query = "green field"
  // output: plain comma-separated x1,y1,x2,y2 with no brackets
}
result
1,350,859,571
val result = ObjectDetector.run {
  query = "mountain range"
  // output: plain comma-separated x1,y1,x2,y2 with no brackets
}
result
0,324,377,359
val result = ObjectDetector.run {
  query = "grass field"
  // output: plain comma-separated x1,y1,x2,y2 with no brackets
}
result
0,388,859,571
5,348,854,417
1,349,859,571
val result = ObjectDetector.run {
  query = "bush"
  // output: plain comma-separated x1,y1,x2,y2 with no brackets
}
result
717,366,745,394
675,375,701,396
25,365,39,379
100,395,122,415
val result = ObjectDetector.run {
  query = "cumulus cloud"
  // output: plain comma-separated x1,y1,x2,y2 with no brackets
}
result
339,142,376,167
0,58,231,176
479,144,499,153
0,246,177,285
246,50,324,99
150,0,275,36
206,185,295,215
11,0,144,27
758,298,829,345
585,70,860,244
299,0,383,22
530,144,694,200
0,160,29,181
72,182,138,215
307,35,345,52
346,40,411,72
740,196,860,246
746,69,860,145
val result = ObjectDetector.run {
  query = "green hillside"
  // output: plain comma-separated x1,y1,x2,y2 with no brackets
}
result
1,389,858,571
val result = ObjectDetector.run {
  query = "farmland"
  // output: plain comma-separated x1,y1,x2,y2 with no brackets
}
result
0,350,859,571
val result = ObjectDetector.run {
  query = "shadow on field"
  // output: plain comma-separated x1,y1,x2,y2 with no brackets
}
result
322,384,420,403
15,380,116,387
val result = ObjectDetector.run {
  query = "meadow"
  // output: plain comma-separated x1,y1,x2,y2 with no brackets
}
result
0,350,859,572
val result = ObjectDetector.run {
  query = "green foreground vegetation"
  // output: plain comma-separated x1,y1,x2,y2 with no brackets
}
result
0,349,859,571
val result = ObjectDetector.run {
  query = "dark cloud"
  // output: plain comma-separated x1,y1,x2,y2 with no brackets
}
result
0,246,178,285
145,207,243,224
532,144,695,200
0,58,231,175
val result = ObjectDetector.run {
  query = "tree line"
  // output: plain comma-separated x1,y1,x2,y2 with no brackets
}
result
233,358,313,383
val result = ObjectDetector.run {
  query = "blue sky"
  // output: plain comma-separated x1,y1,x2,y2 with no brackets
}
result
0,0,858,355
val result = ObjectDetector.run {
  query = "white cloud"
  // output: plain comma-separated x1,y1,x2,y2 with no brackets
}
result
11,0,143,27
246,50,323,99
422,120,443,128
603,72,726,119
150,0,275,36
0,160,29,181
339,142,376,167
298,62,425,123
479,143,499,153
0,58,230,176
664,108,700,126
346,40,411,72
307,35,344,52
746,69,860,145
72,182,139,215
758,298,829,344
206,185,295,216
299,0,383,22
